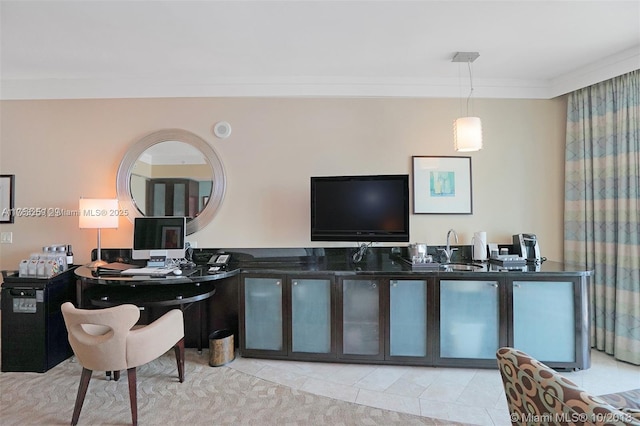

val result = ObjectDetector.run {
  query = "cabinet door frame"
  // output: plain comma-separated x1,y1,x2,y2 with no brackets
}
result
287,274,337,360
505,275,590,371
336,277,386,362
383,276,435,365
239,273,289,358
434,276,508,368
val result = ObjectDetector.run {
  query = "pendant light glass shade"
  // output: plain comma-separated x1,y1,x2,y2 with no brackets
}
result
453,116,483,152
452,52,482,152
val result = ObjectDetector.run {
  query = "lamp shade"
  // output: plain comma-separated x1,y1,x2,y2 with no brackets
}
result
79,198,119,229
453,117,483,152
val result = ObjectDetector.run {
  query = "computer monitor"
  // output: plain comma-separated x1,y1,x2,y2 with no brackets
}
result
132,216,187,260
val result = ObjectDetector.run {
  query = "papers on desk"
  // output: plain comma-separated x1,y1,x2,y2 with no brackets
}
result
95,262,138,276
121,266,177,276
95,262,197,278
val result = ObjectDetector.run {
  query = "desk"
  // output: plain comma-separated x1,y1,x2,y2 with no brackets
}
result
75,265,238,351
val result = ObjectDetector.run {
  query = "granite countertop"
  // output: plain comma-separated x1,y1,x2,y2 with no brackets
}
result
75,247,594,280
226,247,593,277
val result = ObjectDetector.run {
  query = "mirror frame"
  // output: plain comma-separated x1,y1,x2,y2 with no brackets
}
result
116,129,227,235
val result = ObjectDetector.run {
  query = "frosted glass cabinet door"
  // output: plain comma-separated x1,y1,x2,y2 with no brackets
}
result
291,278,332,354
440,280,499,359
342,279,380,356
244,277,283,351
389,279,427,357
513,281,575,362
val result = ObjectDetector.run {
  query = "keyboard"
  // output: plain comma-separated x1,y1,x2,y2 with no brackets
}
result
121,266,178,276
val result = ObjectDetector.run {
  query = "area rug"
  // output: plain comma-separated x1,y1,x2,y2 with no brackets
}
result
1,349,466,425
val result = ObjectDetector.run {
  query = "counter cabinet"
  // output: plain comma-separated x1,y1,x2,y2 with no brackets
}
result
239,271,590,371
240,273,337,361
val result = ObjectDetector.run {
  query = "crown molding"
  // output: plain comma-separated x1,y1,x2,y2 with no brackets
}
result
2,48,636,101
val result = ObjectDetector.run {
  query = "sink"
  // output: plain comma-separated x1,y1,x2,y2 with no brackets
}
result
441,263,484,271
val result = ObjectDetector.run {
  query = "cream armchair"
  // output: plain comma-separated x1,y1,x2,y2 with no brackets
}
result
61,302,185,426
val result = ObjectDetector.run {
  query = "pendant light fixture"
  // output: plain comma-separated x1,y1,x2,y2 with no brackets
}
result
452,52,482,152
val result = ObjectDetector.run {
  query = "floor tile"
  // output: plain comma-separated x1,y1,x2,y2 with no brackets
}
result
252,364,308,389
455,382,503,408
420,381,466,402
354,366,409,392
446,404,495,426
385,377,428,398
229,349,637,425
356,388,421,416
299,376,360,403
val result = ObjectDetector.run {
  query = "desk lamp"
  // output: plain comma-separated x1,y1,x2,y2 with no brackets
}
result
79,198,119,269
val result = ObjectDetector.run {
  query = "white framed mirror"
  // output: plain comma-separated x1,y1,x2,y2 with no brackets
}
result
116,129,226,235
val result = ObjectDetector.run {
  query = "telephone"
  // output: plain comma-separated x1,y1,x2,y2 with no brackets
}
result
207,254,231,273
208,253,231,265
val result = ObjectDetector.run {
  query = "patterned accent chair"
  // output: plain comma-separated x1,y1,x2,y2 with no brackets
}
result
61,302,185,426
496,347,640,425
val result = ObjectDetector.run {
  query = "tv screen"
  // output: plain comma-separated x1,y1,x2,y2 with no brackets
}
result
132,216,187,260
310,175,410,242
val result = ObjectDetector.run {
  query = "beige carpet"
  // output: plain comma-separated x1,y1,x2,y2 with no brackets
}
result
0,349,467,425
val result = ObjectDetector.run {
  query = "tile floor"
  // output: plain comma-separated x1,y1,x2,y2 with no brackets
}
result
228,350,640,426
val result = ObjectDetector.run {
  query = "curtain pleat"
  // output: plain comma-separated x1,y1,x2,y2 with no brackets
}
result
564,70,640,365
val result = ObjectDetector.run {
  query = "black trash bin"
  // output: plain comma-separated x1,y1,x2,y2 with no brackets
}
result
209,329,234,367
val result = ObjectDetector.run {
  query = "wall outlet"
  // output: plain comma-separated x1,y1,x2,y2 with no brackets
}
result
1,231,13,243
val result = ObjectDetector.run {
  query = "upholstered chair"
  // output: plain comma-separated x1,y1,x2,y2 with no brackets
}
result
61,302,185,426
496,347,640,425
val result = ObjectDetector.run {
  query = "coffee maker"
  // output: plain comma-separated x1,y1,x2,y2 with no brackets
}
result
513,234,542,263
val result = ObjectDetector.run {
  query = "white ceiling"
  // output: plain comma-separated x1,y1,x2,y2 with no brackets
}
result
1,0,639,100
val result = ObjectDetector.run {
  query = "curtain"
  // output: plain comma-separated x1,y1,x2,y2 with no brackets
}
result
564,70,640,365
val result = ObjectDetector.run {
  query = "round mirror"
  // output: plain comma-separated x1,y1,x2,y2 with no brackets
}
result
116,129,226,234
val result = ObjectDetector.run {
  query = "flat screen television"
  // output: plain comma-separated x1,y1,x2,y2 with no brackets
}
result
132,216,187,260
310,174,410,242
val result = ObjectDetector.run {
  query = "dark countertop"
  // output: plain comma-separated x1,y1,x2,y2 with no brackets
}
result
224,247,593,277
75,247,593,284
74,265,237,286
235,258,592,277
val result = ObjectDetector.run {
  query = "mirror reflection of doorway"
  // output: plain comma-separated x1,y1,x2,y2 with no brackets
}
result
128,140,214,218
146,178,201,217
117,130,227,235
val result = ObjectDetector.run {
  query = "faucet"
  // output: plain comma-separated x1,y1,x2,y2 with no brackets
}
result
438,229,458,263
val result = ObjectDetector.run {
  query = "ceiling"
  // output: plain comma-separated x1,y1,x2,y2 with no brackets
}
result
1,0,639,100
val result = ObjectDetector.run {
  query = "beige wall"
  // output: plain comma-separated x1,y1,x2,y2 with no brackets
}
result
0,97,566,269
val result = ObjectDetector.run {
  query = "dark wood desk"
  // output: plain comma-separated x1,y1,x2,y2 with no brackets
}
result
75,265,238,351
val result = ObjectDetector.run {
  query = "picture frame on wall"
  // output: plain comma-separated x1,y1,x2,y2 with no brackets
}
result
0,174,15,223
412,156,472,214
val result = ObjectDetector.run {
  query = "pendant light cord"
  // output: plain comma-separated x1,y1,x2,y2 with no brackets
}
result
466,60,474,115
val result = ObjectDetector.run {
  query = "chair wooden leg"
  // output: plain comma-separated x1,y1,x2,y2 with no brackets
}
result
71,368,92,425
127,367,138,426
174,337,185,383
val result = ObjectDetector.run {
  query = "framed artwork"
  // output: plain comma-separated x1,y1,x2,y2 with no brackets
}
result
0,174,15,223
161,226,181,248
412,156,472,214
